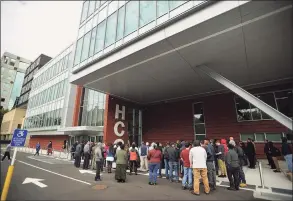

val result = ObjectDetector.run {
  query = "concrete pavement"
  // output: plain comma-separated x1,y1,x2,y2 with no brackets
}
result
0,151,265,200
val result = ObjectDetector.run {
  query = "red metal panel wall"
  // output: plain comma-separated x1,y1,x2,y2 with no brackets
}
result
29,135,69,151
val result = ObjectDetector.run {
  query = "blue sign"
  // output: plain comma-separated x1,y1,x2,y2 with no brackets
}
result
11,129,28,147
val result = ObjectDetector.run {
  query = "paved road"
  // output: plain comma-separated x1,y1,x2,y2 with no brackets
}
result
1,151,264,200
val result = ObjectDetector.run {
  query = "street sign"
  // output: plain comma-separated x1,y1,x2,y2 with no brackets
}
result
11,129,28,147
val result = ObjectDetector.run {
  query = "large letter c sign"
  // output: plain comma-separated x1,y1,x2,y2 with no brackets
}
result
114,121,125,137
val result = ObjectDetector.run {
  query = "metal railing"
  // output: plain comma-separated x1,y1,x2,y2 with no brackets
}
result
257,161,265,189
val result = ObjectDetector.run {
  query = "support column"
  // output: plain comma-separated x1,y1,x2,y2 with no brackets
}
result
195,65,292,130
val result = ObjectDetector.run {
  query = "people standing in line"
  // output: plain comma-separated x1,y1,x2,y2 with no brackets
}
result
281,137,293,173
91,142,98,170
180,142,193,190
47,141,53,155
189,140,210,196
166,143,180,183
94,142,103,181
268,141,281,173
106,143,115,173
34,142,41,156
71,141,78,160
115,144,128,183
204,138,217,191
139,141,149,171
163,142,170,179
264,140,271,166
225,142,240,191
129,144,139,175
213,139,219,175
156,142,163,178
246,138,256,169
83,141,91,170
147,142,162,185
229,140,247,187
239,141,248,166
1,143,11,162
74,142,82,168
216,139,227,177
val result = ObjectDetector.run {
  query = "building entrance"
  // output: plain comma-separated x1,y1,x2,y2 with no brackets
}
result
127,108,142,146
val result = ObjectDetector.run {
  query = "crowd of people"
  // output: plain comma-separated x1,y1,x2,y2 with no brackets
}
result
15,135,290,196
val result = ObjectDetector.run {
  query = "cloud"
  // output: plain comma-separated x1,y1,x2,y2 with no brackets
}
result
1,1,82,61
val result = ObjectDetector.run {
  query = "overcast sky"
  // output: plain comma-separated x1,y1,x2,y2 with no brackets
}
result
1,1,83,61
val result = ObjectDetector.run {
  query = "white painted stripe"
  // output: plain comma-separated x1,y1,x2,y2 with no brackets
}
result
27,156,54,164
17,160,91,185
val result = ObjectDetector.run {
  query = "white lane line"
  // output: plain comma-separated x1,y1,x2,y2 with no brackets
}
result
17,160,91,185
27,156,54,164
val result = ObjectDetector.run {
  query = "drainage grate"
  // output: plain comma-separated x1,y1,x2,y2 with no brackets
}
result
92,184,108,190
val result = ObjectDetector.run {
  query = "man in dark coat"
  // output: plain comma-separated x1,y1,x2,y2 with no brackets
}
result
246,138,256,169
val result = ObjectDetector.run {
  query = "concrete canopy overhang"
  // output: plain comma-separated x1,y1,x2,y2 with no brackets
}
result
70,1,293,105
58,126,103,136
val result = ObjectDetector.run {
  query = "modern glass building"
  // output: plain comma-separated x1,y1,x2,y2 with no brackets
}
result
17,54,52,108
68,0,292,157
1,52,31,110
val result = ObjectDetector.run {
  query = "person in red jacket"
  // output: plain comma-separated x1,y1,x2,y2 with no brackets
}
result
180,142,193,190
147,143,162,185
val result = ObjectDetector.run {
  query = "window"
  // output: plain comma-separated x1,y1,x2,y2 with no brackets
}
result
169,1,186,11
95,0,100,10
108,1,118,16
240,133,255,142
266,133,283,142
80,31,91,62
81,1,89,23
95,20,106,53
88,0,96,17
89,27,97,57
105,12,117,47
74,38,84,66
193,103,205,140
275,90,293,117
235,90,293,122
124,1,139,36
9,58,16,66
116,6,125,41
157,1,169,17
139,1,156,27
98,6,107,24
240,132,285,142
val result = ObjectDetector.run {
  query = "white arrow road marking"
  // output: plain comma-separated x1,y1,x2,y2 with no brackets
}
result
22,178,48,188
79,170,101,175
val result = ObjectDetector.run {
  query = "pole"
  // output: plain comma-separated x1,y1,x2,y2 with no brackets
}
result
1,147,18,201
258,161,265,189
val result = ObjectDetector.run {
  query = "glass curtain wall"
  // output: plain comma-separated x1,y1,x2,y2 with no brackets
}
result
80,88,106,127
74,0,207,67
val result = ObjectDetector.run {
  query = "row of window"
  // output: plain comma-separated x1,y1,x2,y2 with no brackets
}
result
23,68,38,85
21,81,32,95
74,1,198,67
235,89,293,121
80,0,107,24
23,108,62,129
193,102,206,141
32,54,70,90
240,132,287,142
28,80,68,109
18,92,30,105
25,57,40,75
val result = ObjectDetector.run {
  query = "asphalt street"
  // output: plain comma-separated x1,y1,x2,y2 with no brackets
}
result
1,151,265,200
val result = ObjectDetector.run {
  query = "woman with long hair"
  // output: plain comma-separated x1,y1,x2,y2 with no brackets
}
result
106,143,115,173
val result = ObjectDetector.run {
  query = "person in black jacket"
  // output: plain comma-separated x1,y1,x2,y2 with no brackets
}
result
281,137,292,173
263,140,272,166
246,138,256,169
239,141,248,166
268,141,281,173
